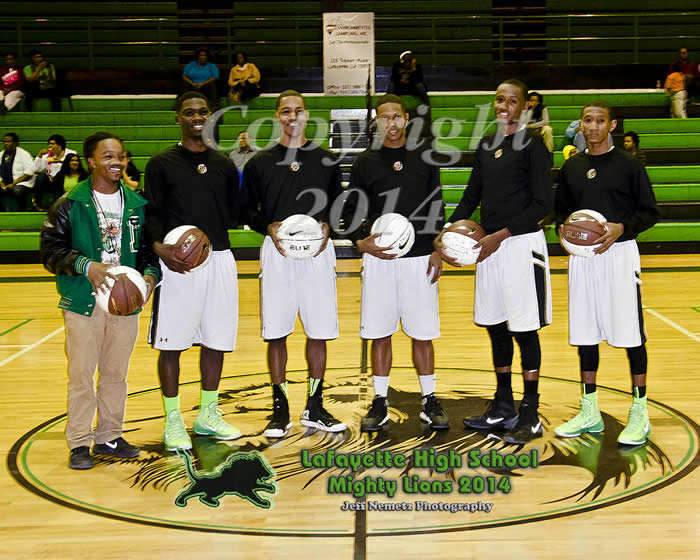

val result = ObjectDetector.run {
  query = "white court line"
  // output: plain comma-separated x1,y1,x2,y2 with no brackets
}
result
0,327,64,369
645,308,700,344
0,345,30,348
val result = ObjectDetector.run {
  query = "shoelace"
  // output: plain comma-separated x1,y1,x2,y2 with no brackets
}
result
167,411,188,438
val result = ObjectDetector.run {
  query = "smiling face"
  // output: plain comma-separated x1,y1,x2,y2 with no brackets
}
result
275,95,308,143
581,105,617,151
68,154,80,171
177,97,211,140
88,139,126,185
376,101,408,148
494,83,527,133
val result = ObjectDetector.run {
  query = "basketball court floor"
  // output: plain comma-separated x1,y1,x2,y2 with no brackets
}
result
1,254,699,559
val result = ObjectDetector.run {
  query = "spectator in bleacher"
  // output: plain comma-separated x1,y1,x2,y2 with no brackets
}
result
34,134,76,178
227,52,261,105
523,92,554,152
664,64,688,118
34,153,88,210
23,49,61,112
121,151,141,192
0,132,35,211
623,131,647,168
0,53,25,114
388,51,430,109
229,131,258,177
667,47,699,79
182,48,220,111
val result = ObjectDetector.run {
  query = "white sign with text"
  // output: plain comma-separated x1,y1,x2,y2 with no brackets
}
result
323,12,374,96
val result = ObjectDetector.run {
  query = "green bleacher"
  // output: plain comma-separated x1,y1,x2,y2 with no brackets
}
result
1,91,699,254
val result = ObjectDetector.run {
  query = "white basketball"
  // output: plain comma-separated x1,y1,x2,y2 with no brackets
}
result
94,265,148,314
277,214,324,259
370,213,415,258
441,229,481,266
561,209,608,258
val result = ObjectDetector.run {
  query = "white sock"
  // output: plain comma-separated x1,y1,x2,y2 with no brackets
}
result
373,375,390,398
418,374,436,396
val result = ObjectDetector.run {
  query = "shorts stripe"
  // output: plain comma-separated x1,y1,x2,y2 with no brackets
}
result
636,278,647,344
533,260,547,328
148,285,162,346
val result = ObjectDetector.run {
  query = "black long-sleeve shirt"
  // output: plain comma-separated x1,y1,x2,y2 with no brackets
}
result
348,143,444,258
450,129,553,235
243,141,343,235
555,148,660,240
144,144,242,251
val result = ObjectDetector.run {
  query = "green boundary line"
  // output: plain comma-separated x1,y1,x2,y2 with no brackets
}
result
0,319,32,337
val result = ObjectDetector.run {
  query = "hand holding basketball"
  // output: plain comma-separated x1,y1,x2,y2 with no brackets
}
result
357,234,396,260
474,227,510,263
267,221,287,257
86,262,117,293
313,222,330,257
593,221,624,254
426,251,443,284
154,242,189,274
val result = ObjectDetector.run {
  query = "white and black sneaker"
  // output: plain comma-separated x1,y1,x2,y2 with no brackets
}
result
93,437,140,459
463,390,518,430
301,397,347,432
420,394,449,430
361,396,390,432
263,386,292,438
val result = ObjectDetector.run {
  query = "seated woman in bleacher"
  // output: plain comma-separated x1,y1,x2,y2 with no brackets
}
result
523,92,554,152
121,150,141,192
32,153,87,210
227,51,261,105
182,48,220,111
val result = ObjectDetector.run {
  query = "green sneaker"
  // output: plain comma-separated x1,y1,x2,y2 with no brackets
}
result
554,392,605,438
193,402,241,440
618,394,651,446
164,409,192,451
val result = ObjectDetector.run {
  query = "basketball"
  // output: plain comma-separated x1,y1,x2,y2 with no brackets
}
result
441,220,486,265
163,225,212,272
561,209,608,258
94,266,148,316
370,213,415,258
277,214,325,259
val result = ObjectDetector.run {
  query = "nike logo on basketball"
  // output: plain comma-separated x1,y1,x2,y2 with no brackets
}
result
486,417,504,425
398,239,409,250
289,230,304,236
105,441,117,449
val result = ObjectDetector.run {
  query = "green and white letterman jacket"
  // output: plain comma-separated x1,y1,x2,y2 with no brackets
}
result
40,177,160,316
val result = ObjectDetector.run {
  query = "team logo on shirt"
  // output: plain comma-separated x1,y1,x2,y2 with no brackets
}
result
289,161,301,172
393,161,403,172
587,168,597,179
494,149,503,159
196,164,208,175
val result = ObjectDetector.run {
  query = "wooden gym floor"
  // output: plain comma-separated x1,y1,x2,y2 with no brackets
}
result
1,255,699,560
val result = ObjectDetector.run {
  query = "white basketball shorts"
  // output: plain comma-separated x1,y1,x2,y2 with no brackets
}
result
474,230,552,332
259,236,339,340
360,254,440,341
149,250,238,351
568,240,646,348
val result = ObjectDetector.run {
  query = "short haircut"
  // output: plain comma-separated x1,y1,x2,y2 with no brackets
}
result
238,130,248,136
624,131,640,146
48,134,67,148
3,132,19,144
375,93,406,114
83,131,124,161
500,79,528,100
29,49,42,57
174,91,209,113
581,100,614,120
195,47,211,58
276,90,305,110
6,52,18,59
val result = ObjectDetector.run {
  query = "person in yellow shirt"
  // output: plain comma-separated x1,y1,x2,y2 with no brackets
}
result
227,51,261,105
665,64,687,118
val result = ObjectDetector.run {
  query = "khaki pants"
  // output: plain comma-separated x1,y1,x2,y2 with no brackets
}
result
63,308,139,449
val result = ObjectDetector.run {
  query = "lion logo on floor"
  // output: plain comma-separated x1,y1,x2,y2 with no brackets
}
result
174,450,278,509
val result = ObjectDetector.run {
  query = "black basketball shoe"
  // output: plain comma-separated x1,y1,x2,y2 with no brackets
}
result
263,384,292,438
361,396,389,432
503,398,543,444
463,390,517,430
420,394,449,429
93,437,140,459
